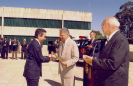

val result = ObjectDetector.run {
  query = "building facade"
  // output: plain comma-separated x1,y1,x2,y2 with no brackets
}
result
0,7,92,45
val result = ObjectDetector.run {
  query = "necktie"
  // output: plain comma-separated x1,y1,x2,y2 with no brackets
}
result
61,42,65,55
105,38,110,46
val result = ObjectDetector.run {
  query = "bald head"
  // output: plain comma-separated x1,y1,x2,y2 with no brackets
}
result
104,17,120,29
102,17,120,36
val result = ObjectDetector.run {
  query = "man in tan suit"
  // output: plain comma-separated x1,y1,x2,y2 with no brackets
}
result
58,28,79,86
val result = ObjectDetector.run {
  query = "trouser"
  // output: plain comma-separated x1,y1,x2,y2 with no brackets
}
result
1,51,3,58
12,51,17,59
3,50,8,59
0,52,2,58
9,45,12,53
61,76,75,86
21,51,26,59
26,78,39,86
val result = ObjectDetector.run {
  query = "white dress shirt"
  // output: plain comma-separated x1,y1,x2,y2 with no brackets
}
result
108,30,119,41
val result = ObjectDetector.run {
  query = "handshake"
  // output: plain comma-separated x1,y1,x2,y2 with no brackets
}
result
49,55,56,61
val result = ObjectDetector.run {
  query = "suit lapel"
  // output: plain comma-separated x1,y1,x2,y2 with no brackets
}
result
59,42,63,56
103,31,120,51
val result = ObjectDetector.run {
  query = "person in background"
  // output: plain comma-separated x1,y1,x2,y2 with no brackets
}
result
31,39,33,41
17,40,21,54
87,31,101,58
8,39,12,53
0,38,3,58
21,39,27,59
12,38,18,60
2,37,9,59
55,38,61,53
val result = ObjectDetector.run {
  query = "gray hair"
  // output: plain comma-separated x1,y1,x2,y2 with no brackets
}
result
60,27,69,34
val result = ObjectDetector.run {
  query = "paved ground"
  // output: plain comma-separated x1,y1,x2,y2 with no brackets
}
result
0,53,83,86
0,53,133,86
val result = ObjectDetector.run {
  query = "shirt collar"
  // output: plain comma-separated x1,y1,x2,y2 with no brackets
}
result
91,38,95,42
108,30,119,40
64,37,70,44
35,38,40,45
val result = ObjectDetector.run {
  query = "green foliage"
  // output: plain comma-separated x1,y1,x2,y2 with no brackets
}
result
92,30,107,39
115,1,133,38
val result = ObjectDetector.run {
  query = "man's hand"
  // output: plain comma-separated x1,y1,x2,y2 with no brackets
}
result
89,44,93,48
50,57,54,61
87,44,93,50
61,61,67,66
83,56,93,65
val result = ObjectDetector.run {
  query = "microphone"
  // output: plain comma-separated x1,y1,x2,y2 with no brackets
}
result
96,40,101,43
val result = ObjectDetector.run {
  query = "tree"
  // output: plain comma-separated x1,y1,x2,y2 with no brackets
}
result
92,30,107,39
115,1,133,38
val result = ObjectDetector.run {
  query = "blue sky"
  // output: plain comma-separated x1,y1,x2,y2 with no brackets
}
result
0,0,130,33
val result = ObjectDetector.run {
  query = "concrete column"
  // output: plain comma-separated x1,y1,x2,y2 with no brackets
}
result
1,7,4,38
62,15,64,28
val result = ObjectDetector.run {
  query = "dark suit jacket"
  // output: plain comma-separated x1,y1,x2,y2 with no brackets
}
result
92,31,129,86
23,39,50,79
2,40,9,51
21,41,27,51
87,39,101,58
0,40,3,52
12,41,18,51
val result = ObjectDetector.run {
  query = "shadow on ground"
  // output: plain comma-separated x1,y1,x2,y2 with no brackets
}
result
76,62,84,67
44,79,62,86
75,76,83,81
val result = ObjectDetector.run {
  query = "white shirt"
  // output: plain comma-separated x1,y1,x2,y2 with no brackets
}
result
105,30,119,46
9,41,11,45
91,38,95,44
108,30,119,40
64,37,70,48
35,38,41,45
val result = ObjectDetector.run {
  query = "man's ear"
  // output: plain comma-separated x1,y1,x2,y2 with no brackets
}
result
38,35,40,38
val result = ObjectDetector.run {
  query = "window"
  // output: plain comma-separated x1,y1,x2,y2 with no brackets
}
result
4,17,62,28
64,20,91,30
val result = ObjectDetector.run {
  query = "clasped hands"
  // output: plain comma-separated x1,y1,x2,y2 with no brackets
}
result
87,44,93,50
83,55,93,65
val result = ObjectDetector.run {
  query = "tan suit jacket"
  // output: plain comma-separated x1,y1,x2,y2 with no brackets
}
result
58,38,79,78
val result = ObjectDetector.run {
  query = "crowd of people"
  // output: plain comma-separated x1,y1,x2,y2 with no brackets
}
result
0,37,33,60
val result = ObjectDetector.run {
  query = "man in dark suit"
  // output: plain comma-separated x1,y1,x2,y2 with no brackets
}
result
8,39,12,53
84,31,101,86
23,28,54,86
2,37,9,59
83,17,129,86
87,31,101,58
21,38,27,59
0,38,3,58
12,38,18,60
